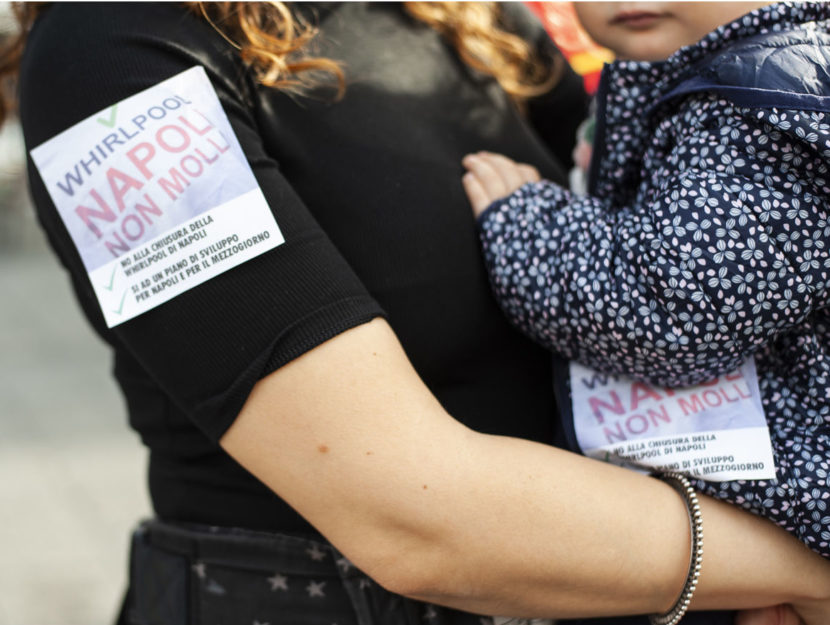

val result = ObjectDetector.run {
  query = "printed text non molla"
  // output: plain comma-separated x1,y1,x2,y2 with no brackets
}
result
60,95,233,260
586,370,752,444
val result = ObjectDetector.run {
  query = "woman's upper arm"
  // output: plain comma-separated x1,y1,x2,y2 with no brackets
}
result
219,318,830,619
20,3,385,441
220,317,475,592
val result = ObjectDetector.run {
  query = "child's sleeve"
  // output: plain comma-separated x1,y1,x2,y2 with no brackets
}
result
477,94,830,388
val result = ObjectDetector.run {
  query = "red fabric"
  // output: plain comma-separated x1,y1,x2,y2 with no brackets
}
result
525,2,611,94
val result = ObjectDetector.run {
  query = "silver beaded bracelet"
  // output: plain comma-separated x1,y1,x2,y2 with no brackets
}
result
649,472,703,625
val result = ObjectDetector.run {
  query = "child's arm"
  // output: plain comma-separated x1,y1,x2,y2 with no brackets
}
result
461,99,830,389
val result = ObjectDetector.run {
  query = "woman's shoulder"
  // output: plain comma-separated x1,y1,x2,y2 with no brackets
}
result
19,3,250,148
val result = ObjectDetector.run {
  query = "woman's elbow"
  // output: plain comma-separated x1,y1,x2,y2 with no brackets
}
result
339,523,469,601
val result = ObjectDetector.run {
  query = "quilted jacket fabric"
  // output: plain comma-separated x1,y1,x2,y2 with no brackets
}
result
478,2,830,556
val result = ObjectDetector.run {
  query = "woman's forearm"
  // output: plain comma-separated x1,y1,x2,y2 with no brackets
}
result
221,319,830,620
404,430,830,618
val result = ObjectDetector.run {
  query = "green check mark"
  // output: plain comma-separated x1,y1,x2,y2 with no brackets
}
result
97,104,118,128
102,266,117,291
112,289,128,316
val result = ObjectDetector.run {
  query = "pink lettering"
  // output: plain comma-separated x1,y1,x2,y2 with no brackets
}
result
734,383,751,399
702,389,722,407
135,194,161,225
589,391,625,424
678,394,704,416
207,135,230,155
626,414,649,435
195,147,220,165
718,385,741,403
105,231,129,257
630,381,662,411
156,124,191,153
127,142,156,180
158,166,190,200
106,167,144,211
180,155,204,178
74,188,115,239
179,112,214,136
603,421,626,444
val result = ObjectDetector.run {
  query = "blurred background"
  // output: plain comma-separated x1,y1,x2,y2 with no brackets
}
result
0,2,607,623
0,3,152,624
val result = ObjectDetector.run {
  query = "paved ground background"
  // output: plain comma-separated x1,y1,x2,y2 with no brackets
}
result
0,8,150,621
1,181,152,623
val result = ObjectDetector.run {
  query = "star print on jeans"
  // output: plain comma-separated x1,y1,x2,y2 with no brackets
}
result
206,579,226,595
267,573,288,591
306,580,326,598
307,544,327,561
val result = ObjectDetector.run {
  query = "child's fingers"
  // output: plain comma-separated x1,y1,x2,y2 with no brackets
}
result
462,172,492,217
517,163,541,184
478,152,527,192
461,153,540,217
462,154,510,202
735,606,802,625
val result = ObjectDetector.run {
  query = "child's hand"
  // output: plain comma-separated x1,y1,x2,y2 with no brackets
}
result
462,152,540,217
735,605,802,625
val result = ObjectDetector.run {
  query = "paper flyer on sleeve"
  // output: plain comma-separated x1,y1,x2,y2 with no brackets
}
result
30,66,284,328
569,358,777,481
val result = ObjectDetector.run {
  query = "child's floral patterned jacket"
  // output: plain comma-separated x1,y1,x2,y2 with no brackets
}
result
478,2,830,556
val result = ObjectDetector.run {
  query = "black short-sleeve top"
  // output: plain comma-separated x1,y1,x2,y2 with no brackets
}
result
19,2,589,534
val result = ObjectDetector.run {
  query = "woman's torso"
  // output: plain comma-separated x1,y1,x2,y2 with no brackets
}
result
20,1,585,535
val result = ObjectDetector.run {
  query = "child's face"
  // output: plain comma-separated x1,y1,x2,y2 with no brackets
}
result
573,2,772,61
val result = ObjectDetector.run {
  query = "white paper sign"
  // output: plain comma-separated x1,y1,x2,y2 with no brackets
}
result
30,66,284,327
570,359,777,481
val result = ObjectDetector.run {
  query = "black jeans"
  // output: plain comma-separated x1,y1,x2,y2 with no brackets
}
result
120,520,734,625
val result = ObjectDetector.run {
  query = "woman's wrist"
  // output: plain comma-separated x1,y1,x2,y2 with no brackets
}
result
691,494,830,611
791,559,830,604
789,591,830,625
649,473,703,625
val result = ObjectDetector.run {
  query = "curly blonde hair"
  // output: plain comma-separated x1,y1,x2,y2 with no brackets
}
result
0,2,43,126
0,2,560,126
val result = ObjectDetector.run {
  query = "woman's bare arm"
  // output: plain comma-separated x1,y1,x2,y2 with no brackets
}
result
221,318,830,621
